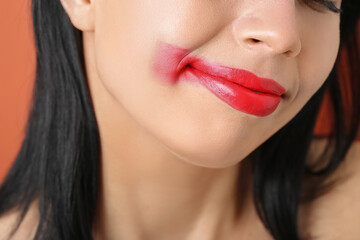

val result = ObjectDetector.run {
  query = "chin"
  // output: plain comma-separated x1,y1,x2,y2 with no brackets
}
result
157,133,255,169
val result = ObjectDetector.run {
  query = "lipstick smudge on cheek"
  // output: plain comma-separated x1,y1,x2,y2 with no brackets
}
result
152,41,191,85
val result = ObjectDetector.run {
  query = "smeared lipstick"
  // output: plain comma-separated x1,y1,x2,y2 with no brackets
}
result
152,41,286,117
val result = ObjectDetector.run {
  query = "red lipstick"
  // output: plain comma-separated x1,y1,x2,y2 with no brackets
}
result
152,42,286,117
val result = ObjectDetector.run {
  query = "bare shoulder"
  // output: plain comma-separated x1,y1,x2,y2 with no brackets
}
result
299,139,360,240
0,200,39,240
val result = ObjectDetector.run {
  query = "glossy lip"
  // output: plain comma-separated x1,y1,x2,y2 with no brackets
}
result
177,55,286,117
178,56,286,97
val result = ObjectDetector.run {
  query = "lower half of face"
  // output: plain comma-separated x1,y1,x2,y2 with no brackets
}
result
90,0,340,168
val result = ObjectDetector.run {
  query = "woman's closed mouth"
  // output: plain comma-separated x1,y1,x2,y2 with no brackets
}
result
152,42,287,117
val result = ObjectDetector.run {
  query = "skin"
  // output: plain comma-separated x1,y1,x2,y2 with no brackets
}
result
57,0,342,239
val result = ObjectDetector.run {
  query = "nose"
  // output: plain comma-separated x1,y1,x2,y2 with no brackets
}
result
232,1,302,58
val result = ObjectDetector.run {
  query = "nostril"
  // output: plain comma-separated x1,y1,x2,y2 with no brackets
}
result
243,38,263,49
245,38,261,45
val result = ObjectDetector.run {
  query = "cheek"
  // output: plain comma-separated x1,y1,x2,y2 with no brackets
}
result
92,0,202,103
93,0,163,118
297,17,340,104
273,21,340,137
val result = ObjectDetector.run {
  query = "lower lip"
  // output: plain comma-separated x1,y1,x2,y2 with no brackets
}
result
178,65,282,117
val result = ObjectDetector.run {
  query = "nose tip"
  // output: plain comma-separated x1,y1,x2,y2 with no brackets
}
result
232,18,302,58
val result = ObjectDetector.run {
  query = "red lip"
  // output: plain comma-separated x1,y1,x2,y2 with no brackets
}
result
152,42,286,117
178,57,285,97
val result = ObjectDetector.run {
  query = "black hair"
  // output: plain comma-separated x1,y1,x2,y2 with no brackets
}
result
0,0,359,239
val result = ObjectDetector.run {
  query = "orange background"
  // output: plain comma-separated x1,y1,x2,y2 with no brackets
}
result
0,1,359,183
0,0,35,183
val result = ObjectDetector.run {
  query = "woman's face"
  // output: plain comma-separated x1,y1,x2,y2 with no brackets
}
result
90,0,341,167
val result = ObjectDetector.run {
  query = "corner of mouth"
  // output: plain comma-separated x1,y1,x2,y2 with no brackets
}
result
280,92,289,99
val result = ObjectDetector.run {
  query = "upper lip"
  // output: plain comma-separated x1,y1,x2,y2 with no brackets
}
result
178,56,286,97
